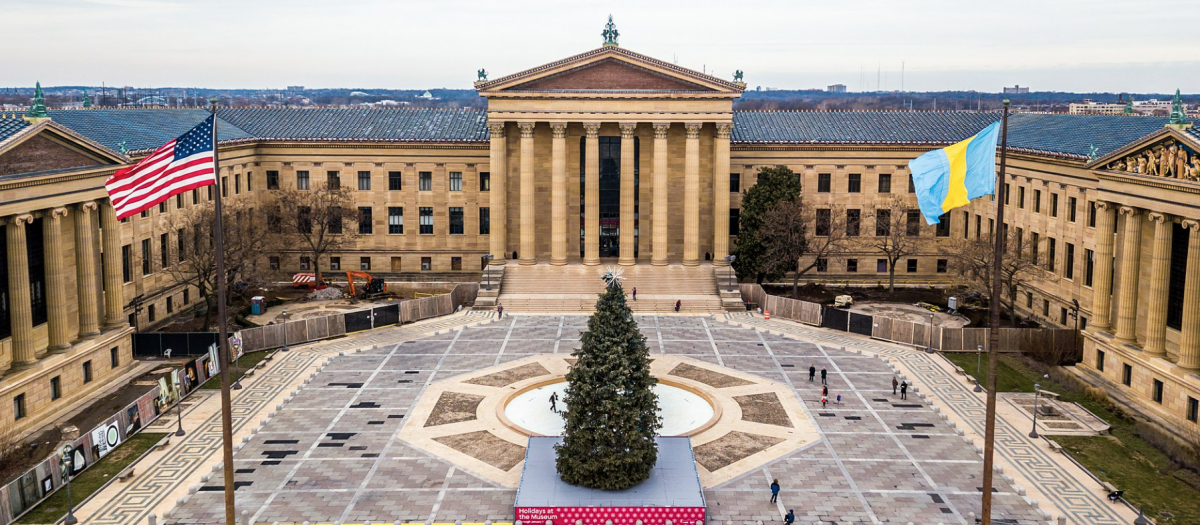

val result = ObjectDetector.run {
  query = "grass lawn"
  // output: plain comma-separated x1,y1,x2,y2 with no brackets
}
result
199,350,274,390
16,432,168,525
942,351,1200,523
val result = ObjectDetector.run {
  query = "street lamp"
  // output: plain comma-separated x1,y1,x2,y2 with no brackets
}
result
61,446,78,525
1029,382,1042,438
974,344,984,393
174,382,186,437
725,255,736,292
483,254,494,290
925,313,936,353
281,310,289,352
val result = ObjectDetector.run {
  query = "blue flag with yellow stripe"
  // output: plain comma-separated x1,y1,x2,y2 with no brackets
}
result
908,121,1001,225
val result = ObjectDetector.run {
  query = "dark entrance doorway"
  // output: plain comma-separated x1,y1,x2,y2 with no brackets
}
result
580,136,639,259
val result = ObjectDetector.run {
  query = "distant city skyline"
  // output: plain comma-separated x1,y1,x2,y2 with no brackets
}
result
5,0,1199,93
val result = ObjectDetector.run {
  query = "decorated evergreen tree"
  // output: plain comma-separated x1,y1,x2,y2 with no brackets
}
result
555,270,662,490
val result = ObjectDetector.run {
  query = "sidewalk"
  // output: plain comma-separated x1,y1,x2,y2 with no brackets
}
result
724,312,1137,524
73,312,494,525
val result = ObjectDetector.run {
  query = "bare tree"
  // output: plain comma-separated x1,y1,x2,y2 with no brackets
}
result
164,198,274,330
760,198,848,298
949,228,1053,327
268,185,360,287
868,196,921,292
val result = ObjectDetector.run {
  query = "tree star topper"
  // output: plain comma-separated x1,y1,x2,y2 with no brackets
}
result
600,265,625,288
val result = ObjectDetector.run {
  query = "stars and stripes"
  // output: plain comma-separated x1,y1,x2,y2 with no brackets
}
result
105,115,216,220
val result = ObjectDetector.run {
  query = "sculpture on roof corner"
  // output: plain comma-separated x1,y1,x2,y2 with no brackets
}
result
477,69,487,82
733,70,744,83
24,81,49,121
602,15,619,47
117,140,128,155
1168,88,1190,128
1087,144,1099,161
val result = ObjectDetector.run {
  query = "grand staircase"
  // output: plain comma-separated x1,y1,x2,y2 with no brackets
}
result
489,262,741,313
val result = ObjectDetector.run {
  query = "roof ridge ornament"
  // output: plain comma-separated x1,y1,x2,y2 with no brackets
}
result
602,15,619,47
25,81,50,122
1167,88,1191,129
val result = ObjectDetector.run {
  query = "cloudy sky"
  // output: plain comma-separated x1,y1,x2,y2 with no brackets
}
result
5,0,1199,93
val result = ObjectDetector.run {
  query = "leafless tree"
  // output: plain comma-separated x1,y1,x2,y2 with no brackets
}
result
760,198,849,299
867,196,921,292
267,185,360,287
948,229,1054,327
164,198,275,330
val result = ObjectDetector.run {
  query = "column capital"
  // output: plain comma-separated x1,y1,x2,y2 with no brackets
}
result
652,123,670,139
10,214,34,227
549,123,567,138
487,121,506,137
78,201,99,212
583,123,601,138
619,122,637,139
1118,205,1139,217
1095,200,1113,211
48,207,69,220
1148,212,1168,224
715,122,733,139
1183,219,1200,232
684,123,702,139
517,122,536,138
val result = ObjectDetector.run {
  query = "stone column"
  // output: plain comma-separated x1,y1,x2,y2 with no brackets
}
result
619,123,637,266
518,122,537,265
1179,220,1200,370
1091,201,1116,331
100,200,126,328
583,123,601,265
1114,206,1142,344
682,123,702,266
712,123,733,265
488,121,508,265
74,202,101,339
7,215,37,369
44,207,71,353
1143,213,1172,357
651,123,670,266
550,123,568,266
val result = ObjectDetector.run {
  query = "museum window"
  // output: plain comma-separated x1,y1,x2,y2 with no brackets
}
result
1004,183,1010,205
817,173,831,193
907,259,917,273
419,171,432,191
248,172,253,191
1088,201,1097,227
479,172,490,192
419,207,433,234
908,175,915,193
13,394,25,420
815,209,831,236
1067,196,1077,222
935,213,950,237
937,259,948,273
360,257,371,271
1043,299,1050,316
962,211,970,239
846,259,858,273
1153,379,1164,404
147,304,155,323
221,176,228,198
141,239,152,275
1033,189,1041,213
816,258,828,272
122,244,132,283
1047,238,1056,273
110,346,120,368
50,376,61,401
449,207,464,235
389,171,403,191
235,173,241,194
875,209,891,236
1050,193,1059,218
479,207,490,235
1167,222,1189,330
83,361,93,384
1122,364,1132,386
1189,398,1199,423
269,256,280,270
296,171,310,190
328,208,343,234
450,172,463,192
847,173,861,193
1018,186,1025,209
358,171,371,191
388,207,404,234
975,215,982,240
176,193,183,209
327,171,340,189
160,233,169,269
177,230,186,263
159,201,167,214
905,210,921,236
878,173,892,194
421,257,432,271
266,170,279,190
1026,292,1033,307
192,188,199,204
729,173,740,193
1030,232,1039,263
166,296,173,314
1085,248,1095,286
729,209,740,235
358,207,373,234
1065,243,1074,279
330,257,341,270
1096,350,1105,372
876,259,887,273
451,257,462,271
391,257,403,271
299,256,311,270
846,209,860,236
183,289,190,305
1060,307,1068,325
296,207,312,234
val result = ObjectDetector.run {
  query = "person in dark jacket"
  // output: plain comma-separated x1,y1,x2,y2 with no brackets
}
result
900,381,909,400
675,299,681,312
892,376,899,395
820,367,828,385
769,479,780,503
808,365,816,381
784,509,795,525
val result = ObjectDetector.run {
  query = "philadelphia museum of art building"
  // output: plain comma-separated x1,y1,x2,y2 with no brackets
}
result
3,38,1200,442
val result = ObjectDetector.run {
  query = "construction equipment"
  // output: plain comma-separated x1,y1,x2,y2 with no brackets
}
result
346,271,388,299
292,273,327,291
833,295,854,308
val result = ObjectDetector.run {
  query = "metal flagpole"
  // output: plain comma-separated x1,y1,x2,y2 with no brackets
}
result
980,99,1011,524
210,99,238,525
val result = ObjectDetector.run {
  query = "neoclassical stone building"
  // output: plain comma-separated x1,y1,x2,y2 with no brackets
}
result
2,38,1199,440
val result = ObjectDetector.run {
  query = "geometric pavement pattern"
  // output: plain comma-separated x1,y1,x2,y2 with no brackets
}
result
168,314,1048,525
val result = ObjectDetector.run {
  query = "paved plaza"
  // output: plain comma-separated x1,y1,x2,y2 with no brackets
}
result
167,315,1047,525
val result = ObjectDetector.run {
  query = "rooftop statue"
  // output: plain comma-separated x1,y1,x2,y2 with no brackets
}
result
1169,89,1188,126
733,70,744,83
602,15,619,46
477,69,488,82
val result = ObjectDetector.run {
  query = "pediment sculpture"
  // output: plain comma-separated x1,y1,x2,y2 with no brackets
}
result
1106,139,1200,181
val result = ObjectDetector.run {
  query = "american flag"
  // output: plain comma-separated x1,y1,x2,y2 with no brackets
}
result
105,115,217,220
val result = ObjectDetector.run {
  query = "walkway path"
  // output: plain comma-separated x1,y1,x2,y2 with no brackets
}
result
73,311,495,525
723,311,1136,524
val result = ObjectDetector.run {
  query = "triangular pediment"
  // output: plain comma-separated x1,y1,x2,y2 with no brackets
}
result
0,120,129,177
1089,126,1200,181
478,46,745,95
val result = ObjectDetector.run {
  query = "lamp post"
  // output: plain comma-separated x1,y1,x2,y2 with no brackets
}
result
483,254,494,290
1029,382,1042,438
925,313,936,353
174,381,186,437
61,446,78,525
974,344,984,392
1069,298,1080,353
725,255,736,291
281,309,289,352
232,351,242,390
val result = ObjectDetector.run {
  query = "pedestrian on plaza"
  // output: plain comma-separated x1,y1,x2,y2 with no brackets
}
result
769,479,780,503
633,287,637,301
822,385,828,397
784,509,795,525
900,381,908,400
836,393,842,405
820,367,827,385
808,365,816,381
675,299,681,312
821,395,828,408
892,376,899,395
549,391,558,412
497,305,504,319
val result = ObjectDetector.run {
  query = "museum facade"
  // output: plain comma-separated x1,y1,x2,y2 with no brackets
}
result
2,39,1200,442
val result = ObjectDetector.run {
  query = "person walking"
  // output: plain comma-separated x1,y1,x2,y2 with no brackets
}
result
784,509,795,525
769,479,780,503
820,367,827,385
836,393,842,405
821,395,828,408
808,365,816,381
675,299,681,312
892,376,899,395
632,287,637,301
821,385,828,397
549,391,558,412
497,304,504,319
900,381,908,400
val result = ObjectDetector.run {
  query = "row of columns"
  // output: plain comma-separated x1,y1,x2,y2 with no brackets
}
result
486,121,733,267
1091,201,1200,370
3,200,123,376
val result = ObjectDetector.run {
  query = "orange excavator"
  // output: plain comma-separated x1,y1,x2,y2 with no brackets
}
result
346,271,388,299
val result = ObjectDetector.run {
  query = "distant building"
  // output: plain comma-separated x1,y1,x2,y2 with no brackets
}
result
350,91,370,97
1003,85,1030,94
1069,99,1125,115
286,86,305,92
827,84,847,93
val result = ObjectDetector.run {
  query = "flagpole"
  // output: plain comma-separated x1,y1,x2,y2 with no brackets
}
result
980,99,1010,524
209,98,238,525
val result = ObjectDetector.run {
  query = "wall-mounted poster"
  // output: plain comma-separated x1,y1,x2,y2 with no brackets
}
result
231,331,244,360
71,447,87,476
195,354,211,383
184,360,199,389
41,476,52,494
90,421,122,459
125,405,143,434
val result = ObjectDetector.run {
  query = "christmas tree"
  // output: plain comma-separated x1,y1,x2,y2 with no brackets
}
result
555,270,662,490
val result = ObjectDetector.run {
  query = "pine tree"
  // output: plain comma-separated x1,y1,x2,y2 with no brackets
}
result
555,278,662,490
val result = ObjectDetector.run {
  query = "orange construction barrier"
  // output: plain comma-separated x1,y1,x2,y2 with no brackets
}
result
764,309,771,320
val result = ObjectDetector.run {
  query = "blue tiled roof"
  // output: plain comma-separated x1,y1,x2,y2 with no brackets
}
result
1006,113,1175,158
0,115,31,143
47,109,253,152
219,108,489,142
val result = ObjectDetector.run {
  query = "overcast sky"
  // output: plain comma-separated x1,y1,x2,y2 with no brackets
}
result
5,0,1199,93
